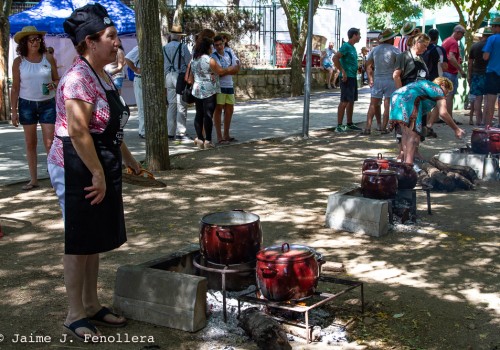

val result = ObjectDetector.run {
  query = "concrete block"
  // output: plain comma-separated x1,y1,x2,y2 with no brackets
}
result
325,188,389,237
114,259,207,332
437,151,486,178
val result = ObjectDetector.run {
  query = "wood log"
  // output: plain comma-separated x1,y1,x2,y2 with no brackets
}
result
420,163,455,191
239,308,292,350
448,171,475,190
429,157,477,182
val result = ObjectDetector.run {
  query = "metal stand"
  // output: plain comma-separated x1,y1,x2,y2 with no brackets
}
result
237,275,364,343
193,254,255,323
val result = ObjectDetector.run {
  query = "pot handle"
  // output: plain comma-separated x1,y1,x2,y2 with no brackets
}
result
377,153,383,160
232,209,245,212
261,266,278,278
214,227,234,243
281,242,290,252
315,252,326,266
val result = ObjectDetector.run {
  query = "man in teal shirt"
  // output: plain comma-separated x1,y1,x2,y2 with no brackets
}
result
333,28,362,132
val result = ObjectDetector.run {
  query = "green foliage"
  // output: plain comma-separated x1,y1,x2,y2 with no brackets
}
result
163,6,260,44
360,0,421,30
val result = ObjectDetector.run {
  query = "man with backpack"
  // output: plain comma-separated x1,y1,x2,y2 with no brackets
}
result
423,29,448,81
163,24,192,141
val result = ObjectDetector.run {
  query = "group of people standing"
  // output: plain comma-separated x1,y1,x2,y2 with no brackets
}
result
332,18,500,164
124,24,240,149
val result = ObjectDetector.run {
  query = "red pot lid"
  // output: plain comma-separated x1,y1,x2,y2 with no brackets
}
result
256,243,315,263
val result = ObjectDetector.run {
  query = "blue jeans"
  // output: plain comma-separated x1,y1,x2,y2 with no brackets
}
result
18,97,56,125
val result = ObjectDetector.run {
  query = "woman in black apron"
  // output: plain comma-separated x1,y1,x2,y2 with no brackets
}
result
392,33,431,160
47,4,140,341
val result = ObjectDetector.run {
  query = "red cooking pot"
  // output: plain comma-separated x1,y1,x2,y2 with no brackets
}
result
199,210,263,265
361,168,398,199
256,243,325,301
471,127,500,154
362,153,390,171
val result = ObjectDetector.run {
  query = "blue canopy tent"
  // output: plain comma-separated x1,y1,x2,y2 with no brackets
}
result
9,0,136,35
9,0,138,104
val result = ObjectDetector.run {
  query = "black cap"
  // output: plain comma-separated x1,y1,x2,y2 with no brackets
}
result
64,3,115,46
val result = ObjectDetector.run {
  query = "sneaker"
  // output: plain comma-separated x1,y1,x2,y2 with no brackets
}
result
346,124,362,131
138,134,145,139
335,125,348,133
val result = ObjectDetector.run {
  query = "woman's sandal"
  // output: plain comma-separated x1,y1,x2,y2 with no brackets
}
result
359,129,371,135
89,307,127,328
22,183,39,191
63,318,100,342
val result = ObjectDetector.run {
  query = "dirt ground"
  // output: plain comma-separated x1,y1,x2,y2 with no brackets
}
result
0,119,499,350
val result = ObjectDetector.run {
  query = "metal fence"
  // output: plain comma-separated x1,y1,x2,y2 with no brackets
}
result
10,1,341,68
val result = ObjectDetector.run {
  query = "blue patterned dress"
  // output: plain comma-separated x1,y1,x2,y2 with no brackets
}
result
389,80,445,134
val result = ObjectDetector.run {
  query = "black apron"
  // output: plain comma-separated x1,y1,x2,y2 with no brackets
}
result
61,57,130,255
402,51,429,86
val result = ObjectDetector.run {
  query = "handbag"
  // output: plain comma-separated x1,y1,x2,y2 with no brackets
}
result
176,73,187,94
182,84,196,104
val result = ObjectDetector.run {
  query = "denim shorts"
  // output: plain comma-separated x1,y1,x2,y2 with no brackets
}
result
443,72,459,95
370,77,397,99
18,97,56,125
113,77,124,90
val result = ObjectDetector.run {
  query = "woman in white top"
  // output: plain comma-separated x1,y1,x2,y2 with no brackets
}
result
190,36,238,149
104,39,125,94
10,26,59,190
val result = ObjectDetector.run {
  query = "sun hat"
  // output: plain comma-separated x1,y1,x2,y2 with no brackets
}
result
63,3,115,46
476,26,493,36
491,17,500,26
453,24,466,33
217,32,232,41
13,26,47,44
400,21,416,36
170,24,186,35
378,28,397,42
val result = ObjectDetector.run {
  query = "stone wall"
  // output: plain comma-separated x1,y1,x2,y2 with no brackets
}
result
233,68,329,100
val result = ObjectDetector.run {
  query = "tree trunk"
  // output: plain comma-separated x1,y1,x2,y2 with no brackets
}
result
0,0,13,121
135,0,170,171
279,0,320,97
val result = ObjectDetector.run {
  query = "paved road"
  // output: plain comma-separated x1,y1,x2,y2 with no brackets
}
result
0,87,372,187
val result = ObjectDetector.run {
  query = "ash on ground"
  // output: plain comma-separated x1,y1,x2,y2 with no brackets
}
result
198,286,348,348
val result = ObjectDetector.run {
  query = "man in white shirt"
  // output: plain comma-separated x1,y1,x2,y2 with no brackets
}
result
124,46,144,138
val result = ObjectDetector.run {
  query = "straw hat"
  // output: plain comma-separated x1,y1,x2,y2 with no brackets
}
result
217,32,232,41
169,10,186,35
13,26,47,44
400,21,416,36
378,28,397,42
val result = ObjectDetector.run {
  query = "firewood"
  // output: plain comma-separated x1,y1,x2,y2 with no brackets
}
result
239,308,292,350
429,157,477,182
448,172,475,190
420,163,455,191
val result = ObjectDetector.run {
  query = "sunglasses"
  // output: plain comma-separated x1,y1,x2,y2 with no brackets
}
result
28,37,42,43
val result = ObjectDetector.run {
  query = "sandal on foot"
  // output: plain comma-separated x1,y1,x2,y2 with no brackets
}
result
22,183,39,191
217,140,230,145
90,307,127,328
359,129,371,135
380,129,390,134
225,137,237,142
63,318,99,342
